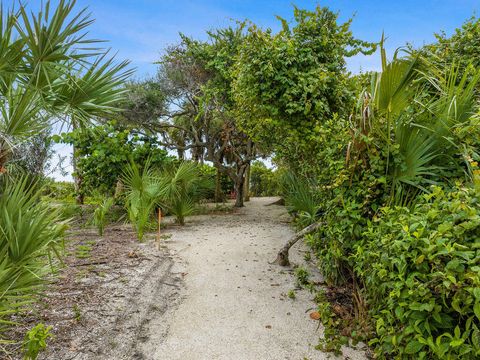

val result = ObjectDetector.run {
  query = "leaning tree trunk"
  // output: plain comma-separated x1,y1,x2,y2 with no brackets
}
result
271,221,323,266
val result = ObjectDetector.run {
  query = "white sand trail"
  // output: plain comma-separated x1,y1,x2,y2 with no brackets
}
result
137,197,366,360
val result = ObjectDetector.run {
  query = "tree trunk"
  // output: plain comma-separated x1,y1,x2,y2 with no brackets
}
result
244,162,250,202
177,148,185,160
215,169,222,203
234,176,245,207
271,221,323,266
72,143,84,205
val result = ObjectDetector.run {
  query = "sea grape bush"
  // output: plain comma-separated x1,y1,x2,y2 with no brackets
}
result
55,121,174,196
355,186,480,358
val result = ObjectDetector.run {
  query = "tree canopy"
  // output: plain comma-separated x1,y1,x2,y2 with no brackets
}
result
233,6,377,171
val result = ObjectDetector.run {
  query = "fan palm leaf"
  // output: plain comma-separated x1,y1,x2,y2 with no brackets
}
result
0,177,67,338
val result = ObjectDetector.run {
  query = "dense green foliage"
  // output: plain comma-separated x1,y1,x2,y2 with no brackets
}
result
2,1,480,358
233,6,376,170
56,122,173,196
286,46,480,358
421,17,480,76
356,186,480,358
0,179,66,339
0,0,131,353
249,161,279,197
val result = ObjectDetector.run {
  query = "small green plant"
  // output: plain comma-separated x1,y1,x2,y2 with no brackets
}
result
22,323,53,360
157,162,214,225
303,251,312,262
72,304,81,321
294,267,310,287
287,289,296,299
122,158,159,241
75,244,92,259
313,290,348,355
92,197,114,236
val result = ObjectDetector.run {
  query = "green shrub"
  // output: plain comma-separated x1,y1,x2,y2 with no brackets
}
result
22,323,53,360
351,186,480,359
42,180,75,202
249,161,280,197
157,162,214,225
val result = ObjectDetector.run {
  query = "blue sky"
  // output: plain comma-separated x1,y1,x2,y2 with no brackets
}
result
64,0,480,77
36,0,479,180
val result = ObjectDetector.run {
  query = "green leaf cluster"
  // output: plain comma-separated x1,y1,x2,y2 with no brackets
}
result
233,6,377,169
355,186,480,359
0,178,66,341
55,122,174,196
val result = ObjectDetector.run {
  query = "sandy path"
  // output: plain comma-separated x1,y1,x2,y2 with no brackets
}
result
135,197,366,360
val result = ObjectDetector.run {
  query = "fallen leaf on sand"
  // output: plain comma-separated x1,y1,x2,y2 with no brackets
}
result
309,311,321,320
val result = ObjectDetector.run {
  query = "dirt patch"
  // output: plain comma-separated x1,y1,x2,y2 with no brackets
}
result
4,224,182,360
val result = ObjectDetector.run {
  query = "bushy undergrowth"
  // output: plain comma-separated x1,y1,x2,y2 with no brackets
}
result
357,186,480,358
283,50,480,359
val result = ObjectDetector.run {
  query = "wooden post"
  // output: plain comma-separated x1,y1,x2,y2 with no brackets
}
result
156,209,162,250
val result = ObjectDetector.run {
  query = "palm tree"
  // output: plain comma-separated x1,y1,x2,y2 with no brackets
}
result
122,160,213,240
122,159,160,241
157,162,213,225
0,0,133,347
351,45,480,206
0,0,133,198
0,177,67,341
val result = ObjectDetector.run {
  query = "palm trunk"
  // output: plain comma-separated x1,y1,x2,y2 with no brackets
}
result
71,120,84,205
72,143,84,205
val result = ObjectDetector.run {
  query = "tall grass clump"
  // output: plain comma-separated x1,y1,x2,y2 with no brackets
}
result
92,197,114,236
